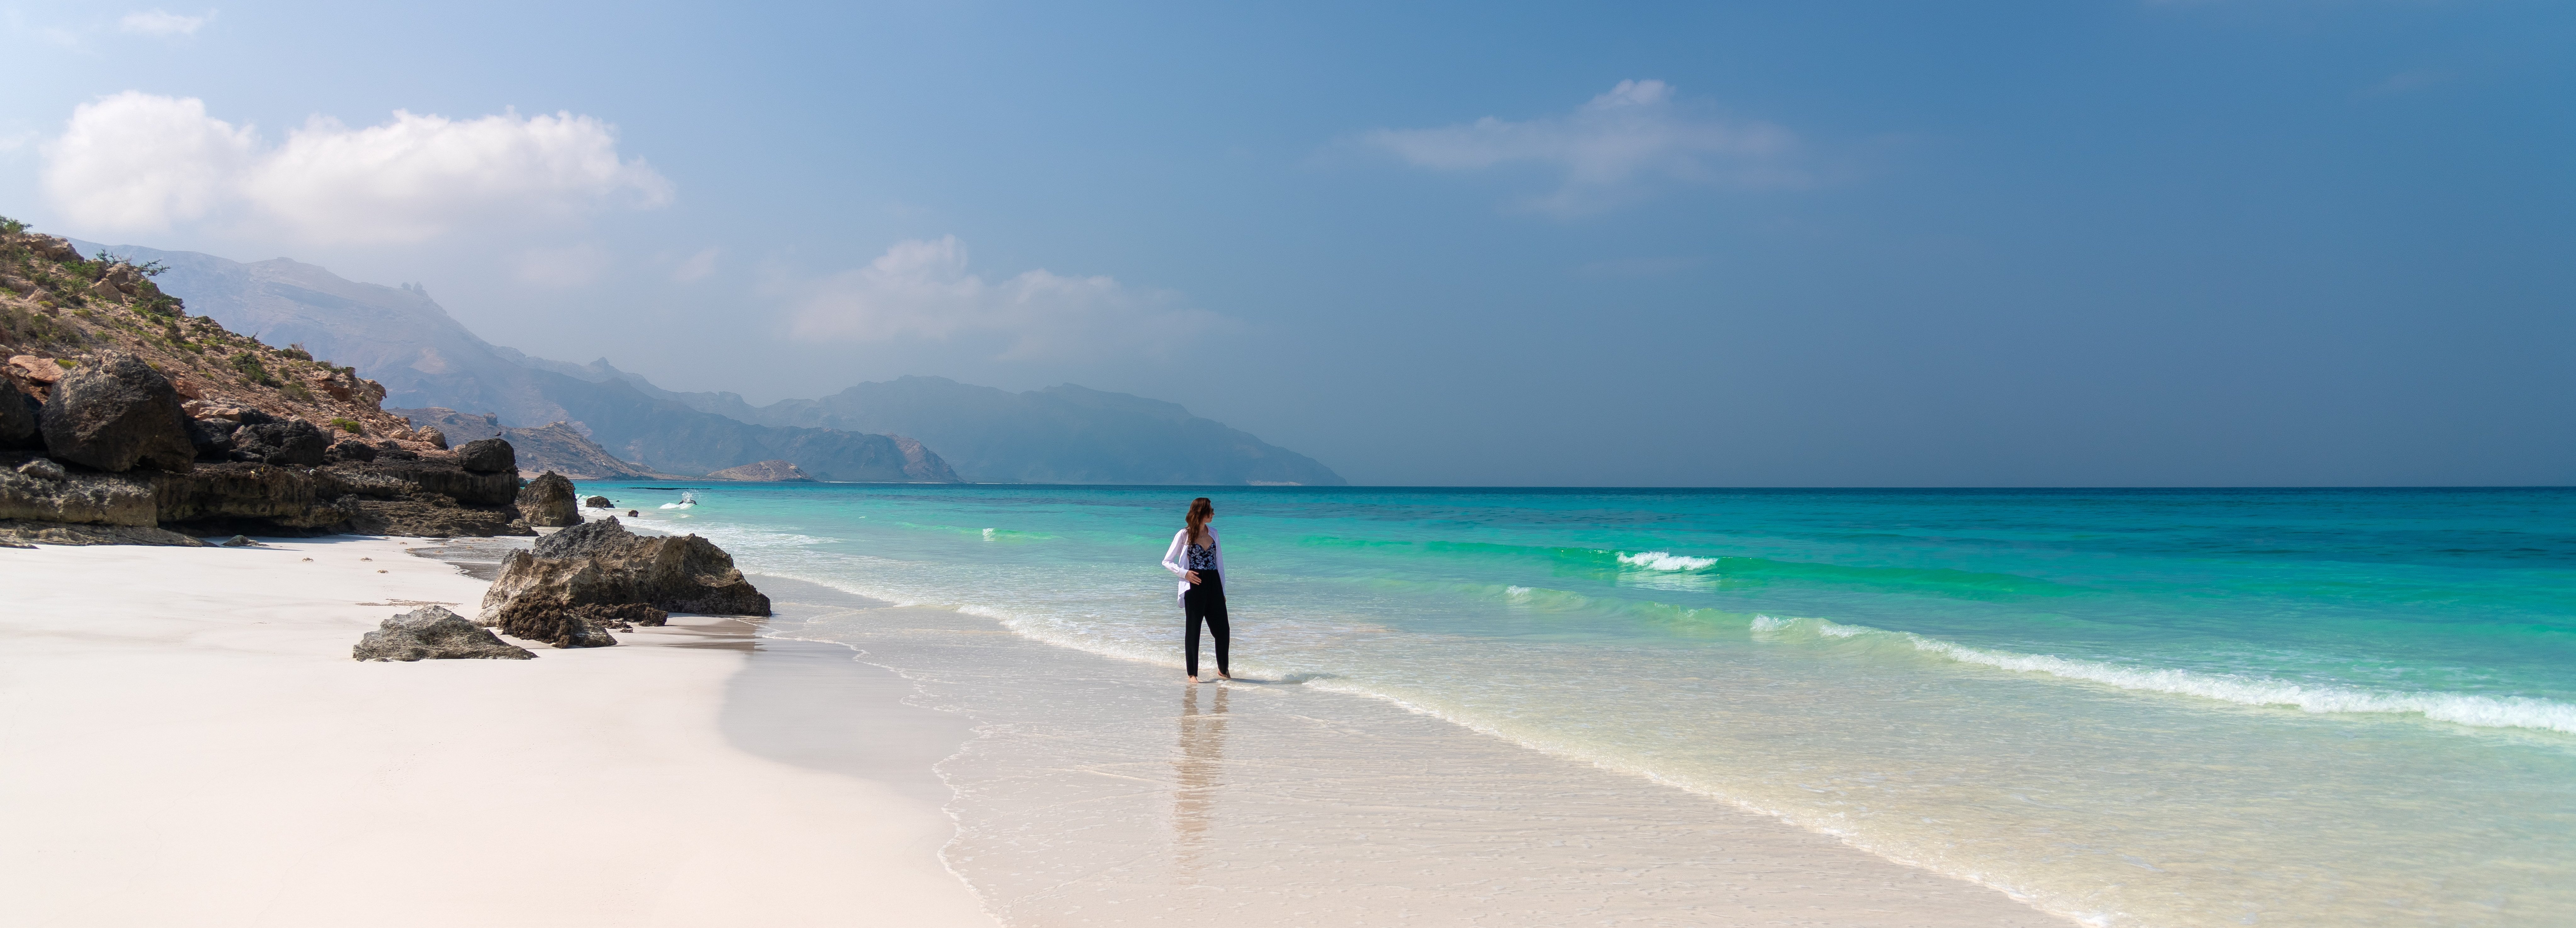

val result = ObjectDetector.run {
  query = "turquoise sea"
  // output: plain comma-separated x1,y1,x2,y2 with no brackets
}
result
590,483,2575,927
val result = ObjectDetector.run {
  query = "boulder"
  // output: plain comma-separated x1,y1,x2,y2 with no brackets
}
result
418,427,449,449
186,417,239,459
229,419,329,467
0,382,40,449
219,534,259,547
583,495,613,509
476,517,770,625
38,353,196,473
354,605,537,661
455,437,514,474
515,471,580,527
326,439,378,463
17,458,65,481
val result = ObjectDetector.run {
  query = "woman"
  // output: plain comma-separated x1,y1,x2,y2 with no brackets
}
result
1160,497,1231,682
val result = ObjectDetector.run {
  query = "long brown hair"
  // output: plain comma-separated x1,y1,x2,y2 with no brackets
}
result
1185,497,1215,546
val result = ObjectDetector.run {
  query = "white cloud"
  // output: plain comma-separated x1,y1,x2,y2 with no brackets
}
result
42,93,256,231
789,236,1223,359
672,247,720,282
120,9,213,36
41,92,672,242
1363,80,1799,215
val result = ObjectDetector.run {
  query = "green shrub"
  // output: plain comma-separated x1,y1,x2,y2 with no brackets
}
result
331,418,363,434
230,352,277,386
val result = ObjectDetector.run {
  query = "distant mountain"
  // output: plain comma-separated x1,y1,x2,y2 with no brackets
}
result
748,377,1344,485
84,242,960,483
390,408,682,480
540,362,1342,485
85,241,1342,485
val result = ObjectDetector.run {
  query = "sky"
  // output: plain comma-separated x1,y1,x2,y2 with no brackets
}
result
1,1,2569,486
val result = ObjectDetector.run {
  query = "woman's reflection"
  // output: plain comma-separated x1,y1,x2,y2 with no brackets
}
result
1173,682,1228,879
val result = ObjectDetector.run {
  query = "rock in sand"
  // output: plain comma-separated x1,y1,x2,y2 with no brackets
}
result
354,605,537,661
476,516,770,626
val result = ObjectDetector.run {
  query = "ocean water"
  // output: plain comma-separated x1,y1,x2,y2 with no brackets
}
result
589,483,2576,927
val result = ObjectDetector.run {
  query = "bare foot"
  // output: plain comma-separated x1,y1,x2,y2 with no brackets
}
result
1186,675,1199,683
1217,673,1234,681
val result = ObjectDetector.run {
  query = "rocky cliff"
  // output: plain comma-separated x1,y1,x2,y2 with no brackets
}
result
1,218,535,544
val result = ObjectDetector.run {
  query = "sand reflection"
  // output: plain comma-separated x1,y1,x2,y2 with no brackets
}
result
1173,683,1228,879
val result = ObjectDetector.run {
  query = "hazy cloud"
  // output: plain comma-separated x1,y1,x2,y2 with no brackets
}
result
513,243,614,287
120,9,213,36
1364,80,1799,215
789,236,1223,359
42,92,672,242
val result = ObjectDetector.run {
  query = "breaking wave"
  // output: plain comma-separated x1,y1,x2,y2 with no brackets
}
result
1750,615,2576,734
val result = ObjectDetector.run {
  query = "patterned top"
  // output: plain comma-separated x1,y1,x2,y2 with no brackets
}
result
1186,542,1218,571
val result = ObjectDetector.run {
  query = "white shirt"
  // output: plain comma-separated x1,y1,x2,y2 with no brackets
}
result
1160,526,1225,603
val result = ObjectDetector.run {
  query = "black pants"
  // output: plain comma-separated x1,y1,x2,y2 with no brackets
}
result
1184,569,1230,677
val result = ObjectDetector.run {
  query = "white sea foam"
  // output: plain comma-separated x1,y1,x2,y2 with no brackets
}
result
1751,615,2576,734
1617,550,1717,571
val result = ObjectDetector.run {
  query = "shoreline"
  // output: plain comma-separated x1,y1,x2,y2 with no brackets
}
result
739,570,2073,927
0,536,996,928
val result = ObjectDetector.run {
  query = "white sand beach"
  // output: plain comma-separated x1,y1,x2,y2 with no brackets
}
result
0,536,996,928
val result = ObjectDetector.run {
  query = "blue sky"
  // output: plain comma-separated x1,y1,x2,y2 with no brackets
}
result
2,1,2569,485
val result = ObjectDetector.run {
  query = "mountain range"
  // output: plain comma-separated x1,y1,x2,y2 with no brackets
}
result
82,242,1344,486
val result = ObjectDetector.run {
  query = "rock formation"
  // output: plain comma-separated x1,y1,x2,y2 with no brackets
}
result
705,459,814,481
515,471,580,527
477,517,770,636
39,352,196,473
583,495,612,508
353,605,536,661
0,221,533,544
454,437,515,475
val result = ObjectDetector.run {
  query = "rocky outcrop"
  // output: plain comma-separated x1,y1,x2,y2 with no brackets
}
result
0,519,208,546
705,459,814,482
583,495,612,508
455,437,514,474
515,471,579,527
354,605,536,661
0,454,157,526
477,517,769,628
39,353,196,473
228,417,329,466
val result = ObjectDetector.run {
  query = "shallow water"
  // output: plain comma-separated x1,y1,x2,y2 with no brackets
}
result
593,484,2576,927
